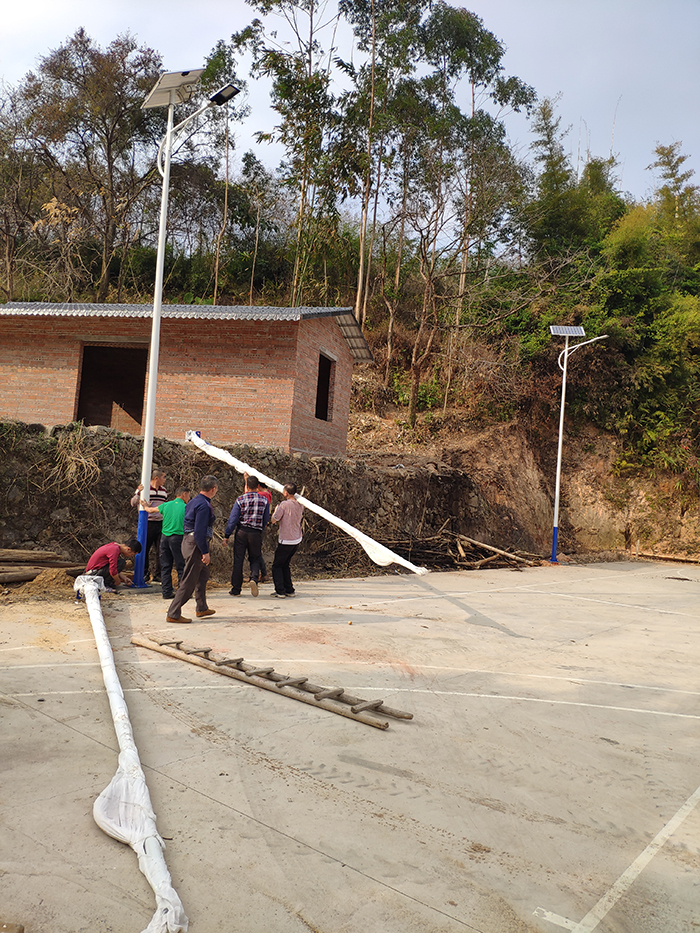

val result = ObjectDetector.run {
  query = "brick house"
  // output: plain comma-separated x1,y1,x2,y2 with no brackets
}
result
0,303,372,456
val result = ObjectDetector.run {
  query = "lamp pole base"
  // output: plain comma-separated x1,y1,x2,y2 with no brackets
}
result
133,510,150,588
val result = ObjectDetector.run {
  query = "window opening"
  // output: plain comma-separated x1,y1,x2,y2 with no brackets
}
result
315,353,334,421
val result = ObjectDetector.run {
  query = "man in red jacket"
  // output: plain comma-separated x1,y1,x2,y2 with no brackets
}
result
85,538,142,591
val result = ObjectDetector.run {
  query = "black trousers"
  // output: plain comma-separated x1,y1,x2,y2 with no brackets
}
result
272,542,299,595
86,555,126,589
231,526,263,593
145,521,163,580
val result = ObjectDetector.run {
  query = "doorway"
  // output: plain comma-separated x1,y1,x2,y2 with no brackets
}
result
76,344,148,433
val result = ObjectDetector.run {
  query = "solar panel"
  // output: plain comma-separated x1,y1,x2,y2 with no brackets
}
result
142,70,205,109
550,325,586,337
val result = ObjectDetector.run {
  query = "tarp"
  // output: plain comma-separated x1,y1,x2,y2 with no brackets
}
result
74,574,188,933
185,431,428,575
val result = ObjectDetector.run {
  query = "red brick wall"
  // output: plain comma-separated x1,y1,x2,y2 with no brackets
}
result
156,319,297,449
289,316,353,456
0,320,86,424
0,315,352,455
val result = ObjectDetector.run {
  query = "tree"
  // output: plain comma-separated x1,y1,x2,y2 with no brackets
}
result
648,141,699,224
338,0,429,323
0,87,47,300
17,30,165,301
233,1,341,306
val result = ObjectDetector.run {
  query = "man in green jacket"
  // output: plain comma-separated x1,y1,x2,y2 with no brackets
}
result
141,486,191,599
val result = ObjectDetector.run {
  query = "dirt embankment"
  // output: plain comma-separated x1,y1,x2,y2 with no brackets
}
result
1,411,698,586
347,406,700,563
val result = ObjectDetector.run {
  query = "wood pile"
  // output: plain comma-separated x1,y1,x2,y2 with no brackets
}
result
380,531,544,571
0,549,85,584
310,524,544,574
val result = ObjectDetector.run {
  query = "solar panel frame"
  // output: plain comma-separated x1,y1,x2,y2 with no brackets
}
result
549,325,586,337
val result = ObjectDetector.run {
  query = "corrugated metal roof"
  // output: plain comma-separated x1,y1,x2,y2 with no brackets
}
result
1,302,374,362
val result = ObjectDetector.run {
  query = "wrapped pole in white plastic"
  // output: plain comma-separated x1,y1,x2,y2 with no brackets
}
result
74,575,188,933
186,431,428,575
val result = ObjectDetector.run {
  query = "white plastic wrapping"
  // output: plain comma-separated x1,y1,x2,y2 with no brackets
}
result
74,575,188,933
186,431,428,575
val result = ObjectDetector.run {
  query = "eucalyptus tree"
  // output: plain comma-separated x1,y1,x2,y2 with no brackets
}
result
16,30,166,301
420,3,535,311
232,0,342,306
337,0,429,323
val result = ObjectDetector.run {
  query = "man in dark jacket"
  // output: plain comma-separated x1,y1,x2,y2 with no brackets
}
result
166,475,218,623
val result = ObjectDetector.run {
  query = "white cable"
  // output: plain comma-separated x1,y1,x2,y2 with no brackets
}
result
185,431,428,575
74,575,188,933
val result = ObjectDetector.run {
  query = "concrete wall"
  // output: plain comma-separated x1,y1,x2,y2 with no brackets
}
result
0,315,353,455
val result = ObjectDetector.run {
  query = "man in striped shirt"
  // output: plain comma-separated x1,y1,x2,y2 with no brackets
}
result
224,475,270,597
130,469,168,582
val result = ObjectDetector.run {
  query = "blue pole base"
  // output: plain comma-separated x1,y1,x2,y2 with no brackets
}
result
133,510,150,588
550,526,559,563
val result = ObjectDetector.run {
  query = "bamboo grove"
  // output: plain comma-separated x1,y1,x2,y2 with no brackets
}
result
1,1,699,487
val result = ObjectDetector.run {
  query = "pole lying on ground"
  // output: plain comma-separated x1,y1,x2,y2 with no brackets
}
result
186,431,428,575
74,575,188,933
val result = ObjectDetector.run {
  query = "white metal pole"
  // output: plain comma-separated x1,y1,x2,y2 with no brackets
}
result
551,336,569,562
134,91,175,587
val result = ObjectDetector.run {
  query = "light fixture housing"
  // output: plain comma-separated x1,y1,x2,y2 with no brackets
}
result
209,84,241,106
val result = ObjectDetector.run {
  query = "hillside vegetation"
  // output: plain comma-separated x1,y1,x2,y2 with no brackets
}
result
0,3,698,503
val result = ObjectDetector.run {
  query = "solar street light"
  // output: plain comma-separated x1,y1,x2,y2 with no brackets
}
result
133,72,240,587
549,325,608,563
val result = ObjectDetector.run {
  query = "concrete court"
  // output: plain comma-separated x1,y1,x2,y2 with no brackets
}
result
1,560,699,933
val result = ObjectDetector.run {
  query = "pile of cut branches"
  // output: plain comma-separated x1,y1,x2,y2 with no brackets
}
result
379,531,544,571
302,522,544,576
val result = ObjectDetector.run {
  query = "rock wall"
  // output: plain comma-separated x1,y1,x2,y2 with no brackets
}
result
0,421,535,581
2,419,697,580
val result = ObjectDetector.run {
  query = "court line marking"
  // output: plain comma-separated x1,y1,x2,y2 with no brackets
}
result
514,589,694,617
536,781,700,933
533,907,576,930
4,685,699,720
4,660,700,697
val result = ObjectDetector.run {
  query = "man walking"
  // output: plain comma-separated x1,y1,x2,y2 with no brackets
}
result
224,475,270,597
166,475,218,623
141,487,191,600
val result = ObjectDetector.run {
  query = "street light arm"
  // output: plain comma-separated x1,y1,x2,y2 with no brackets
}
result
558,334,608,372
156,102,214,177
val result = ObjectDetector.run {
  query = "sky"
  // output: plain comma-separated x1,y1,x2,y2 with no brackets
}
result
2,0,699,202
